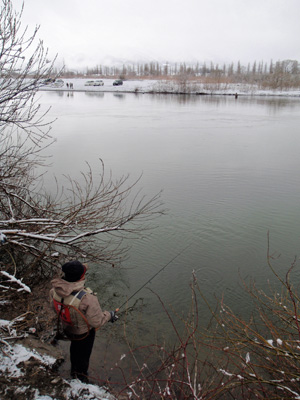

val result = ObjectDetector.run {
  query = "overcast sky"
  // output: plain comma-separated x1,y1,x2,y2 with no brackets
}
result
13,0,300,70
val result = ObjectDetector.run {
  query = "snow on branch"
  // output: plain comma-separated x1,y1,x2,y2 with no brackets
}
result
0,232,7,243
1,271,31,293
0,157,164,274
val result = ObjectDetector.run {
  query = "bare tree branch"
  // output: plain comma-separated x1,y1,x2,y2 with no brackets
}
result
0,0,164,283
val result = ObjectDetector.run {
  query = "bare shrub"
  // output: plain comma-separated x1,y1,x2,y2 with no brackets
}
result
112,237,300,399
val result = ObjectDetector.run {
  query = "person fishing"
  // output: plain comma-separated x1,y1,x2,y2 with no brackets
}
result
49,260,118,383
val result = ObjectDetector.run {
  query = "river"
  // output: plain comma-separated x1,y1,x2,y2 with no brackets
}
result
40,90,300,369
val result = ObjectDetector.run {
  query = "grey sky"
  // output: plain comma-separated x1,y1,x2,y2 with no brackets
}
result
13,0,300,70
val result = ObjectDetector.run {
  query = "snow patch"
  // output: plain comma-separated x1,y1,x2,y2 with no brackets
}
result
0,343,55,377
245,352,250,364
66,380,115,399
0,339,116,399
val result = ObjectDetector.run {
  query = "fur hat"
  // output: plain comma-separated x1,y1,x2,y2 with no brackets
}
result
62,260,86,282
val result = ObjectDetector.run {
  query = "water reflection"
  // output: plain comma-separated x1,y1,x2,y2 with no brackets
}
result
52,90,64,97
130,92,300,112
237,95,300,111
151,94,300,110
41,88,300,113
113,93,126,100
42,90,74,98
85,92,104,98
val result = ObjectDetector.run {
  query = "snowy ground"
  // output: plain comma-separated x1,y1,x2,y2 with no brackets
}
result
40,78,300,97
0,320,116,399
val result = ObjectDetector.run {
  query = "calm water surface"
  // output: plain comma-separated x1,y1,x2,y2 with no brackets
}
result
41,91,300,347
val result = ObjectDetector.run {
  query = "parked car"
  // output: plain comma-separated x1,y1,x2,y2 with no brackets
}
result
42,78,64,88
113,79,123,86
43,78,55,85
94,80,104,86
84,80,95,86
53,79,64,88
84,80,104,87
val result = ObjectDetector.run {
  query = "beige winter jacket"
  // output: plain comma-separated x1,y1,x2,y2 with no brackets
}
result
49,278,111,336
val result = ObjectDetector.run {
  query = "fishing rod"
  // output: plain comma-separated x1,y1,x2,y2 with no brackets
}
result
116,243,191,312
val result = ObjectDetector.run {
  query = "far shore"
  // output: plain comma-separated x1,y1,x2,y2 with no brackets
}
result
39,78,300,98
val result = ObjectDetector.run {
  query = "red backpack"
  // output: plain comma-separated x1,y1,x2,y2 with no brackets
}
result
53,289,89,327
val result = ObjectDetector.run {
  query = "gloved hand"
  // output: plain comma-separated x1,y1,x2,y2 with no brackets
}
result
110,311,118,323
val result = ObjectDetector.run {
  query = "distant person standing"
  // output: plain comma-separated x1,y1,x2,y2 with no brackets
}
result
49,260,118,382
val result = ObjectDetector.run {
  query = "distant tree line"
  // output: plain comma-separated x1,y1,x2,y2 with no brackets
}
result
62,59,300,90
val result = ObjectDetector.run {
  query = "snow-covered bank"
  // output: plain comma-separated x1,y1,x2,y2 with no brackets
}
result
39,78,300,97
0,322,116,399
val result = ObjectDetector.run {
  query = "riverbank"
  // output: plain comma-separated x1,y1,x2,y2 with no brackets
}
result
0,280,118,399
0,334,116,399
39,78,300,97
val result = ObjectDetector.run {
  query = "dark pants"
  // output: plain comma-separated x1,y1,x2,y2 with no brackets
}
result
70,328,95,382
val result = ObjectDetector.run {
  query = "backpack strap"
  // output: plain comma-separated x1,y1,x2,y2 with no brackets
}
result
68,289,87,305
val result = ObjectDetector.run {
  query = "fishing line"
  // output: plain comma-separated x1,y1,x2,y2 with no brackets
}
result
116,243,192,312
